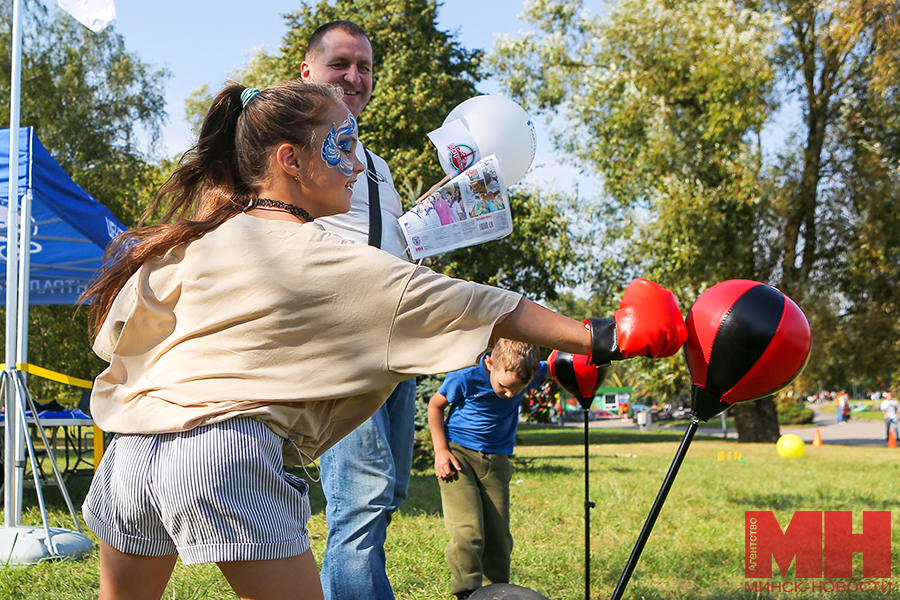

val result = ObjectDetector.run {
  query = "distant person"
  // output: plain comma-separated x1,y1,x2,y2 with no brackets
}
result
451,196,467,221
422,197,444,227
880,392,899,442
402,204,429,232
434,190,458,225
448,186,467,221
428,339,548,600
836,390,849,424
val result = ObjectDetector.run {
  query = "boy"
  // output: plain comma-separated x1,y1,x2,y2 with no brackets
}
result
428,339,548,600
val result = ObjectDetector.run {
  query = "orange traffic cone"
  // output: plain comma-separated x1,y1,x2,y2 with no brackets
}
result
812,429,823,447
889,431,897,448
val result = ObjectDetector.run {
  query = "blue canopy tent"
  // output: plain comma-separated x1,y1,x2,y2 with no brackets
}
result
0,127,126,304
1,126,125,562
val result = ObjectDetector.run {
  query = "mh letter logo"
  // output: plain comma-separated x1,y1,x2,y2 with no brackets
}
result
745,511,891,578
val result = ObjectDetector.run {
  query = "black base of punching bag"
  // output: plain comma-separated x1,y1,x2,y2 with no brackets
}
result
690,384,732,422
468,583,551,600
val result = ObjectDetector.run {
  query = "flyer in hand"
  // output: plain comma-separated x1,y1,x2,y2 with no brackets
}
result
398,154,512,261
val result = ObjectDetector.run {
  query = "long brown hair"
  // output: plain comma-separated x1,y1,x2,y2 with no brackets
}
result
82,80,343,335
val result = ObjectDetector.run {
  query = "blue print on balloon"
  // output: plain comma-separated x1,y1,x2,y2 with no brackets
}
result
322,114,357,177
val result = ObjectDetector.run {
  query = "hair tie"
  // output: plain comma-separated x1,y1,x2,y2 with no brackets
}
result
241,87,260,108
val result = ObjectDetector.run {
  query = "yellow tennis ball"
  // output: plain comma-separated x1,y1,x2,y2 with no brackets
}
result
776,434,805,458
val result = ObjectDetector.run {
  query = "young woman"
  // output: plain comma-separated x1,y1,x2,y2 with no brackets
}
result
81,80,686,600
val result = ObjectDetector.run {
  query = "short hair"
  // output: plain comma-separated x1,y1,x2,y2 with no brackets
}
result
306,20,371,61
491,339,541,384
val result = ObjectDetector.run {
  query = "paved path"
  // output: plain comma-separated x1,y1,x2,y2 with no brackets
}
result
564,405,893,447
779,405,890,447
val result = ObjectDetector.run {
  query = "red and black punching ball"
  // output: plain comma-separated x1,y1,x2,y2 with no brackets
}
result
549,350,608,410
684,280,812,421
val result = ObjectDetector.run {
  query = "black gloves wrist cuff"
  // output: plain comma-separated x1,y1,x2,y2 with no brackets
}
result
585,318,622,365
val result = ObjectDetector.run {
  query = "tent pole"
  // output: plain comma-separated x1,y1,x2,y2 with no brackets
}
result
17,370,85,535
17,187,32,365
4,0,24,528
13,375,54,551
0,3,94,563
18,129,33,360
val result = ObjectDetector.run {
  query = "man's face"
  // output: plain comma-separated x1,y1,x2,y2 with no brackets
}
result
301,30,373,118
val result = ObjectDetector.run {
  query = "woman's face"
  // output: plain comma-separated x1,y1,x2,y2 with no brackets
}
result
299,104,365,218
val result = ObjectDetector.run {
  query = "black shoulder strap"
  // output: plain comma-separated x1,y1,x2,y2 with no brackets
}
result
364,148,382,248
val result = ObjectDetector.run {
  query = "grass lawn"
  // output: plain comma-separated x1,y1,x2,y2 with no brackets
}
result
2,425,898,599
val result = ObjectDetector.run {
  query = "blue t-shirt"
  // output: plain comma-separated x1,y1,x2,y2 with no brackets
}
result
439,356,548,455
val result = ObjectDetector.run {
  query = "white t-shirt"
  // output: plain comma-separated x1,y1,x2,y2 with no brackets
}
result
881,399,898,420
91,213,521,464
316,141,409,259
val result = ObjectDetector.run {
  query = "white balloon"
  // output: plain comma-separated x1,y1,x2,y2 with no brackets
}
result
438,95,537,186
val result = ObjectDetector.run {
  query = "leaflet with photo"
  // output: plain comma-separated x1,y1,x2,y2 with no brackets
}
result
398,154,512,260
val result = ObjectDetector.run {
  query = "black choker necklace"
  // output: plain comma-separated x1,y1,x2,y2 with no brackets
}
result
250,198,313,223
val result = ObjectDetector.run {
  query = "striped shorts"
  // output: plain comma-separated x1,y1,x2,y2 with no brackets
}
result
82,417,311,565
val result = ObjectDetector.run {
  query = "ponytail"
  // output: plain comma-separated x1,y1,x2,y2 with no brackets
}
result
82,80,344,335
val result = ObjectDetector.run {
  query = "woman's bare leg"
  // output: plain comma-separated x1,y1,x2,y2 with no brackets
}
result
217,549,324,600
99,540,178,600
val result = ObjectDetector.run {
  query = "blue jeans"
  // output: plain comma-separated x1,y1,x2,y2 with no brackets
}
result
319,378,416,600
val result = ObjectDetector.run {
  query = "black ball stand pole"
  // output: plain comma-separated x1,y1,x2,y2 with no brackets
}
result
579,398,595,600
609,416,700,600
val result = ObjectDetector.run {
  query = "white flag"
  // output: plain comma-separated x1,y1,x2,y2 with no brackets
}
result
57,0,116,33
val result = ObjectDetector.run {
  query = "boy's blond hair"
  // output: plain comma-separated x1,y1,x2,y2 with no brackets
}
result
491,339,541,384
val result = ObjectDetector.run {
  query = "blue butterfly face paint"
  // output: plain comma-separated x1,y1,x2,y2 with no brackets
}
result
322,114,358,177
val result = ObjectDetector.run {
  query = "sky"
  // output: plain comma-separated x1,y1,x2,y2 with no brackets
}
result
62,0,592,192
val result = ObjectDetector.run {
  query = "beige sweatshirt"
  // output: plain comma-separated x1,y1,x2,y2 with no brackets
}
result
91,213,521,464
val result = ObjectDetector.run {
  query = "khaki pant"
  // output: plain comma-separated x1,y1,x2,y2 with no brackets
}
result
438,442,513,595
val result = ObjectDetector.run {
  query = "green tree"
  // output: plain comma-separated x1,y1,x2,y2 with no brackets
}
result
494,0,777,286
773,0,900,392
183,0,584,302
276,0,483,190
493,0,781,440
180,0,484,194
0,3,169,225
493,0,900,438
0,4,169,399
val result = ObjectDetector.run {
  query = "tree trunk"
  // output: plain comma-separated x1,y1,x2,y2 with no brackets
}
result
733,396,780,443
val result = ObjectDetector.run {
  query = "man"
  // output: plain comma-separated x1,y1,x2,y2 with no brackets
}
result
301,20,417,600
